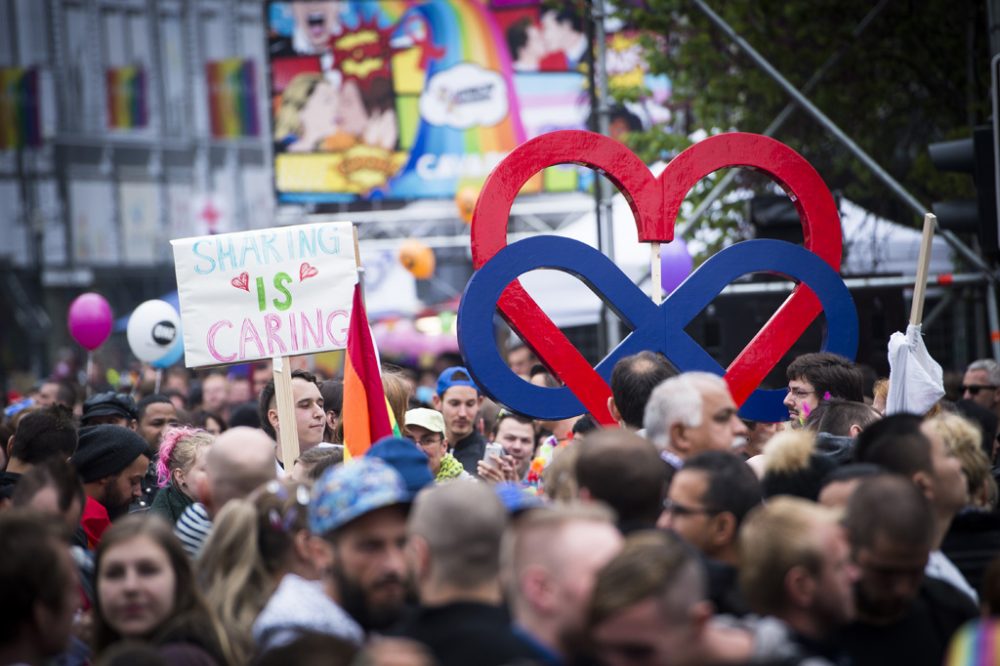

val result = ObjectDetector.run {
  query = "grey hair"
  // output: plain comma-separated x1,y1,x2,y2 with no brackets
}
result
967,359,1000,386
643,372,726,450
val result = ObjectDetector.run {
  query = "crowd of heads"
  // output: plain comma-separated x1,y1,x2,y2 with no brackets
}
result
3,347,1000,665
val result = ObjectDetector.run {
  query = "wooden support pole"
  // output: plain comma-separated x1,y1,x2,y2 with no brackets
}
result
272,355,300,471
910,213,936,326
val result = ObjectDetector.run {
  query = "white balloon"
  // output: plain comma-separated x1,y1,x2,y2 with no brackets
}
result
127,300,181,363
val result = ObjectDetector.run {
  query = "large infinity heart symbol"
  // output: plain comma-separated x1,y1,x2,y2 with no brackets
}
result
458,130,857,424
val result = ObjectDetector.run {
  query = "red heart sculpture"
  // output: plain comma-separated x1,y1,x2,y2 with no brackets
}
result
230,271,249,292
470,131,841,424
300,262,319,282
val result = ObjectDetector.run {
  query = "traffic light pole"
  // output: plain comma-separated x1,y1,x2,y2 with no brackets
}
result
693,0,1000,359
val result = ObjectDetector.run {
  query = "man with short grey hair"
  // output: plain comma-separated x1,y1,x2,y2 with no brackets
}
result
396,481,535,665
643,372,748,469
962,359,1000,415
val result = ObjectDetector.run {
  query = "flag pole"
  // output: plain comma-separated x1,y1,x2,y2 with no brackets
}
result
910,213,936,326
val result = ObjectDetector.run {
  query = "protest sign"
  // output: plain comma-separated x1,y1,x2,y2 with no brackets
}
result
171,222,357,368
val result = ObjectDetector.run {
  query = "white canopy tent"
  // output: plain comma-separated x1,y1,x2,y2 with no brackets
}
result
517,192,956,329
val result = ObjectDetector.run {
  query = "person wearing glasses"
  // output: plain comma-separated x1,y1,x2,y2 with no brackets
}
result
658,451,762,616
961,359,1000,416
782,352,865,426
404,408,469,482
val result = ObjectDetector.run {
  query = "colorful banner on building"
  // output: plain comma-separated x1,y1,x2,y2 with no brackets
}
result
266,1,671,204
171,222,358,367
0,68,42,149
106,66,148,130
206,58,260,138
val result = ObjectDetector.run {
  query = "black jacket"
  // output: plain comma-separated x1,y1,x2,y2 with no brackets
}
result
393,602,537,666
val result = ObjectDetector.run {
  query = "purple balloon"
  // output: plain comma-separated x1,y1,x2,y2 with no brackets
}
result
68,293,113,351
660,239,694,294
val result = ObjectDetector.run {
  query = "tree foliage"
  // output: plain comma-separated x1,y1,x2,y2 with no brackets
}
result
615,0,991,237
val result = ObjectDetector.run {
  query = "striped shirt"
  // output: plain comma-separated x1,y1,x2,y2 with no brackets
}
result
174,501,212,559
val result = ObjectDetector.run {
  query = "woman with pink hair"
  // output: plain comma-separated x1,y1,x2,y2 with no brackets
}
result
148,427,215,525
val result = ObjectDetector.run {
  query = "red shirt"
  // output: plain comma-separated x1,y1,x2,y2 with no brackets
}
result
81,495,111,550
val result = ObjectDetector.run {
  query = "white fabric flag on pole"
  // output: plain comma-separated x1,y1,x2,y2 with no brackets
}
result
885,214,944,415
885,323,944,415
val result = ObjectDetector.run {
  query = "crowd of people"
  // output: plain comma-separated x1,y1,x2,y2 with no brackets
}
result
3,347,1000,665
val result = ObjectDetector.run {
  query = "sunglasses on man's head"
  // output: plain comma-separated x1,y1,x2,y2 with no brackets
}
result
962,384,997,395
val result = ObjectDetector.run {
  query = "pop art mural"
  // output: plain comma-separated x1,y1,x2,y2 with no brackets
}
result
267,1,671,204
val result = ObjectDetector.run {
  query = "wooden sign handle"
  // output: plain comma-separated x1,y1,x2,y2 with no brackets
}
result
272,355,300,470
910,213,936,326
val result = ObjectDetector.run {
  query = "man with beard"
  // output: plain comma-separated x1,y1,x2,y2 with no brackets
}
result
840,476,977,666
69,425,149,548
309,457,414,635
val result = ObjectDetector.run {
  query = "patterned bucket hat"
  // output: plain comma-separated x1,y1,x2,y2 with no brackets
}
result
309,457,410,536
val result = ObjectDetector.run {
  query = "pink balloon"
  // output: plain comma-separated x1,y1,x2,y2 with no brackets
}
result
68,293,113,351
660,239,694,294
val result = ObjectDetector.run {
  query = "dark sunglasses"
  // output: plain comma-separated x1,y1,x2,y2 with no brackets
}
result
962,384,997,395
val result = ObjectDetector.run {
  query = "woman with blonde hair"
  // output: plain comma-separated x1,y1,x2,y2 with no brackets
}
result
149,427,214,524
198,480,351,662
274,72,339,152
930,411,1000,594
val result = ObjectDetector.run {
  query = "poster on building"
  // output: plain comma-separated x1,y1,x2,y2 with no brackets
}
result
171,221,357,367
106,65,148,130
0,68,42,149
266,1,671,204
206,58,260,138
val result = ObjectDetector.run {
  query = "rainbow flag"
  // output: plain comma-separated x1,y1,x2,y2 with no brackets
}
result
342,284,393,460
0,68,41,149
206,58,259,138
106,66,147,129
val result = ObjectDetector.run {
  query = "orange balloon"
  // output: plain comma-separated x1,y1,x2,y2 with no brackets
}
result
399,240,435,279
455,186,479,224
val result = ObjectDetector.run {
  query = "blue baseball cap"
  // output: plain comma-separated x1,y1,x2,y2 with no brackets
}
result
494,482,545,515
436,366,479,397
309,457,410,535
366,436,434,496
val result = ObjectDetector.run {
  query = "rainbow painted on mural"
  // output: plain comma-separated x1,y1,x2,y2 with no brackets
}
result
381,0,528,196
106,66,147,129
206,58,260,139
0,67,41,149
267,0,600,202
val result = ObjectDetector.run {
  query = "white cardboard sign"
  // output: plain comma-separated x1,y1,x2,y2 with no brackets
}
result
171,222,357,367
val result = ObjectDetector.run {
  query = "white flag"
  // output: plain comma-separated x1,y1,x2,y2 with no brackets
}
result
885,323,945,415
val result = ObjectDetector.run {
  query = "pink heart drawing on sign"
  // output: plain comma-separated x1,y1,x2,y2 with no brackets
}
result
230,272,249,292
299,262,318,282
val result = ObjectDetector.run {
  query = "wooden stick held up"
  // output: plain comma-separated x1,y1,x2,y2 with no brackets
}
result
272,355,300,471
909,213,937,326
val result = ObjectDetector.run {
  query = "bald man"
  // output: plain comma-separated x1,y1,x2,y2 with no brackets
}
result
175,426,277,558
